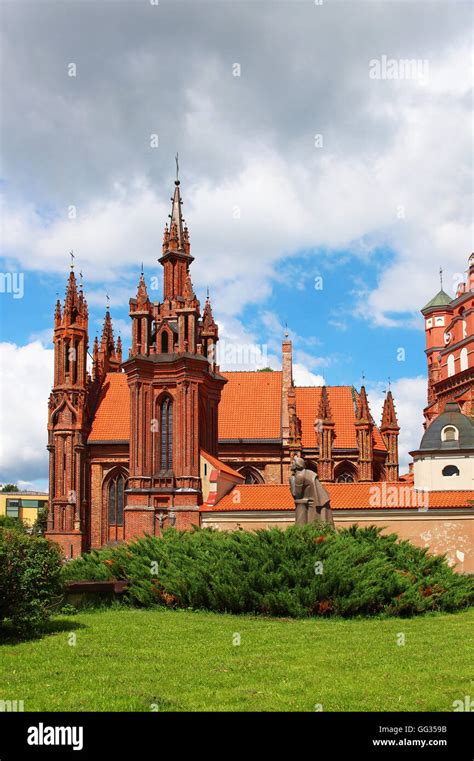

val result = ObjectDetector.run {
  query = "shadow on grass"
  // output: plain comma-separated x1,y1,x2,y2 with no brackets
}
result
0,617,88,646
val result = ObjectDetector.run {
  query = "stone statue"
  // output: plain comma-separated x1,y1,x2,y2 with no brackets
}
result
289,456,334,526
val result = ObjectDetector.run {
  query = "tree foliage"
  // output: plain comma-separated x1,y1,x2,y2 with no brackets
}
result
0,528,63,637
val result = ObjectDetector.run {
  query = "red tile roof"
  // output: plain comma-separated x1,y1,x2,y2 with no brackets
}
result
201,450,245,480
219,371,282,439
88,371,386,453
295,386,386,450
202,483,474,512
88,373,130,442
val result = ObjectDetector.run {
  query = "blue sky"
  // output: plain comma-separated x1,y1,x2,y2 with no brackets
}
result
0,243,427,387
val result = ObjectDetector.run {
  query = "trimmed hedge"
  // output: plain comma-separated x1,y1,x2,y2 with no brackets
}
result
62,525,474,618
0,528,63,636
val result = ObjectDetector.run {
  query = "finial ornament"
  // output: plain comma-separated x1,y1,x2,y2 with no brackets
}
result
106,292,110,310
70,250,75,270
284,320,289,338
440,266,443,289
175,152,179,183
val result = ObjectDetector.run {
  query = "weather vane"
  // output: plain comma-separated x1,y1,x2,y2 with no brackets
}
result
175,152,179,181
439,267,444,289
70,250,74,270
106,292,110,310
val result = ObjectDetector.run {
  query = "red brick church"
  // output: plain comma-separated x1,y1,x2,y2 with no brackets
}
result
46,177,474,572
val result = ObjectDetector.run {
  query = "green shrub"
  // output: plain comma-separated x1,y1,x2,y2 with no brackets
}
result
62,525,474,618
0,515,27,533
0,528,63,637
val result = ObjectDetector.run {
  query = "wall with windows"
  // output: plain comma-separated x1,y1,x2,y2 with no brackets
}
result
413,454,473,491
0,492,48,526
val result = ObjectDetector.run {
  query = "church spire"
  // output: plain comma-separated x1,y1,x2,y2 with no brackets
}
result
61,266,87,328
168,179,186,253
356,385,372,422
136,270,149,307
381,389,399,429
381,389,400,482
159,169,194,302
355,386,374,481
101,308,115,352
318,385,333,423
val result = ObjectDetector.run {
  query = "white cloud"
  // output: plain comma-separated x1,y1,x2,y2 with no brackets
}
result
0,24,471,327
293,364,325,387
0,342,53,483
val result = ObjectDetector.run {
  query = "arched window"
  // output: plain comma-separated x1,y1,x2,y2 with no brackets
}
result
334,461,357,483
442,425,459,442
337,473,354,483
108,473,126,527
442,465,460,477
239,466,264,484
71,339,78,384
160,397,173,470
447,354,455,377
161,331,169,353
460,347,468,371
64,339,70,376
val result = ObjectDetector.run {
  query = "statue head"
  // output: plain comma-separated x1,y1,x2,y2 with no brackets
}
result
292,456,305,471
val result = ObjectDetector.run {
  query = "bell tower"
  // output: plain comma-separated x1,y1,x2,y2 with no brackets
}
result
46,266,89,557
123,173,227,537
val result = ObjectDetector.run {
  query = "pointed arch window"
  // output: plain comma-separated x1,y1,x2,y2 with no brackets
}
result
160,397,173,470
336,473,354,483
108,473,126,527
161,331,169,353
238,466,264,484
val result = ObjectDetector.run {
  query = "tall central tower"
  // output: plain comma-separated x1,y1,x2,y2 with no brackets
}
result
122,177,226,536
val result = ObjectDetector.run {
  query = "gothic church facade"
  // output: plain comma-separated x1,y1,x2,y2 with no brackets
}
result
46,177,437,558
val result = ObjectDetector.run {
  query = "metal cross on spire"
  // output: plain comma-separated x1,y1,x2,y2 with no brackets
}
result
70,250,75,269
106,292,110,310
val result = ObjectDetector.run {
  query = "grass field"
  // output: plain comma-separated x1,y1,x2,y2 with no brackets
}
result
1,607,473,712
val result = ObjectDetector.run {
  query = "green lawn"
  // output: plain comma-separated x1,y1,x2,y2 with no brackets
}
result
1,607,473,712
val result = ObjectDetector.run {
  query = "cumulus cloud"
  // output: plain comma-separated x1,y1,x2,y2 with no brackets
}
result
0,342,53,483
0,0,471,325
293,364,325,387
